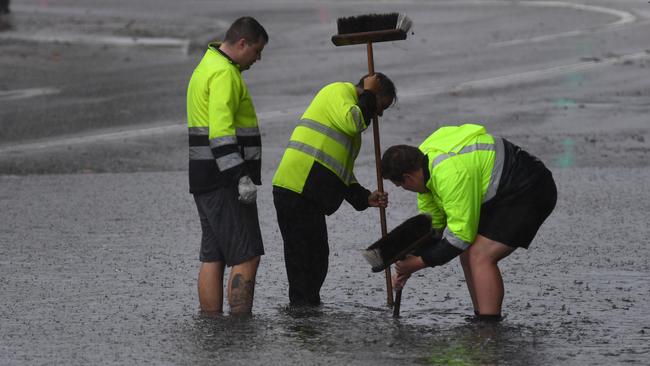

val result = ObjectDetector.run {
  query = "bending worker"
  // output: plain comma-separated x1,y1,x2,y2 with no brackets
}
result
186,17,268,314
272,73,396,306
381,123,557,320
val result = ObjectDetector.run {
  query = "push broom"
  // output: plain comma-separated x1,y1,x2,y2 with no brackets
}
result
331,13,412,315
362,214,440,318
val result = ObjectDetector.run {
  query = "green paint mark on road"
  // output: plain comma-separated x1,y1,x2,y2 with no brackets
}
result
557,137,575,168
555,98,577,108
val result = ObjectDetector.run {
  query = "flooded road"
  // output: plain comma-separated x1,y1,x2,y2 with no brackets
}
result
1,0,650,364
1,168,648,365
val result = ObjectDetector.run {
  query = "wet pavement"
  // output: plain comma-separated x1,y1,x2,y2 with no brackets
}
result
1,1,650,365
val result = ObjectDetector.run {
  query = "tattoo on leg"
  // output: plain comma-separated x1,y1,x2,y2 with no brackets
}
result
230,274,255,314
232,273,242,289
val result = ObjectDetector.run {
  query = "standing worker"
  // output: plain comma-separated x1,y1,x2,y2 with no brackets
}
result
381,124,557,320
272,73,396,306
186,17,268,315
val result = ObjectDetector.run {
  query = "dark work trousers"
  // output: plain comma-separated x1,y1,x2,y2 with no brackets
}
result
273,188,329,306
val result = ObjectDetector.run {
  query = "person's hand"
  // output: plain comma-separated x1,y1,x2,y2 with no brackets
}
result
362,74,381,95
368,190,388,208
237,175,257,204
392,255,426,290
392,271,411,290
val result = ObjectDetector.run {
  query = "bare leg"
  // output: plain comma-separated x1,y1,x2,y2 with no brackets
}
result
465,235,515,315
198,261,225,313
459,252,478,312
227,256,261,314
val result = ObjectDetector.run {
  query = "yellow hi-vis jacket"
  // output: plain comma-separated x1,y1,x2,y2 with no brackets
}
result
272,82,370,215
187,43,261,193
418,124,504,250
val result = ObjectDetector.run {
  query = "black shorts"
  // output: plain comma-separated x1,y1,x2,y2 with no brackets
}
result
478,168,557,248
193,185,264,265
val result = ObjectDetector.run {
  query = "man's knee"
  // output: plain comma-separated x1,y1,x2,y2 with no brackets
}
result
468,236,515,265
466,245,500,268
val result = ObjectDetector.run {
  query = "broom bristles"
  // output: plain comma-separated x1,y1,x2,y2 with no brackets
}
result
361,214,435,272
336,13,412,35
396,13,413,33
361,248,384,272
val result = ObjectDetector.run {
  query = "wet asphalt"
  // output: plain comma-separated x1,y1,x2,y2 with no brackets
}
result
1,1,650,365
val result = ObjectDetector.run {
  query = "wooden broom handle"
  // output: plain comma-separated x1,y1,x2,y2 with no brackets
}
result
367,42,394,307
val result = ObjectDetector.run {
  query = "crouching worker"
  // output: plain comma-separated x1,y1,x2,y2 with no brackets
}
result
381,124,557,321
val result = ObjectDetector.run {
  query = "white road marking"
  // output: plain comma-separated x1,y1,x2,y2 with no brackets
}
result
451,51,650,92
489,1,636,47
11,4,231,28
0,123,182,155
3,49,648,155
3,4,233,52
0,32,190,52
400,50,650,99
1,0,644,153
0,87,61,101
0,105,311,154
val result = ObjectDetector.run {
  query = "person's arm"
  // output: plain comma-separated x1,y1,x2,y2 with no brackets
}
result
414,238,464,267
208,69,246,184
338,76,381,136
367,190,388,208
392,233,462,289
344,177,388,211
357,90,377,126
432,160,483,251
393,255,426,290
417,191,446,229
343,182,371,211
357,74,380,125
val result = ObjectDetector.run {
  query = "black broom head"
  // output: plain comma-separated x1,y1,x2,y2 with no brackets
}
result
362,214,437,272
336,13,412,35
332,13,412,46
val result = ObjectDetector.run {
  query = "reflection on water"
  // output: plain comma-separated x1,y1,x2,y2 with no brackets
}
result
424,322,542,365
0,13,12,32
171,305,547,365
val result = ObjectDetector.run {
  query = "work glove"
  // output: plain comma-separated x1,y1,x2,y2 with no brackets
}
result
237,175,257,204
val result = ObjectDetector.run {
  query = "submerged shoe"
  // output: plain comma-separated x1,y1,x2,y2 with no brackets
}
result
466,312,503,323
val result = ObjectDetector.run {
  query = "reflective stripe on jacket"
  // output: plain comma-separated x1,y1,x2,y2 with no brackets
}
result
417,124,504,250
272,82,369,215
187,43,261,193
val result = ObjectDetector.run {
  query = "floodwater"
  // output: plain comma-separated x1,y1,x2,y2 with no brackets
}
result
1,0,650,365
1,168,648,365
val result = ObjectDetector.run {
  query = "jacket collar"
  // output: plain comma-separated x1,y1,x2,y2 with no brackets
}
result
423,155,431,184
209,42,240,69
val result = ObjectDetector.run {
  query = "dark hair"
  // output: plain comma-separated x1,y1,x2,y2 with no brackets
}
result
224,16,269,45
381,145,425,182
357,72,397,106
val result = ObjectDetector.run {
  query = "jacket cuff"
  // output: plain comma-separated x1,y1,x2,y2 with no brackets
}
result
415,237,464,267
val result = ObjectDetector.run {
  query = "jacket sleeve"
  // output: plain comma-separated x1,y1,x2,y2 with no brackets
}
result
208,68,245,182
413,237,464,267
356,90,377,127
417,191,447,231
344,180,371,211
332,101,369,137
432,160,482,251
